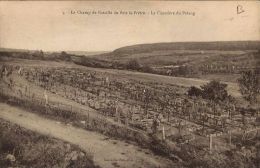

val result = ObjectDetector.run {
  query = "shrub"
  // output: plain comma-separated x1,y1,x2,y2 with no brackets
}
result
201,80,229,102
238,70,260,105
187,86,202,97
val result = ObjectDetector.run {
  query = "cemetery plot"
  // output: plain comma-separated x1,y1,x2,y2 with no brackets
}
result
0,62,259,158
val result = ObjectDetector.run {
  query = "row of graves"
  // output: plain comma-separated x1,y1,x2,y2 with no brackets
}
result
1,64,259,152
17,66,257,145
20,67,232,119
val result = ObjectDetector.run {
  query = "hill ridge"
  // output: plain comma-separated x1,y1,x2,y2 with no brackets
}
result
113,41,260,55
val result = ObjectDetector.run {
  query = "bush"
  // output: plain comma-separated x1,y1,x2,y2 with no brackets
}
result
201,80,229,102
188,80,230,102
238,70,260,104
188,86,202,97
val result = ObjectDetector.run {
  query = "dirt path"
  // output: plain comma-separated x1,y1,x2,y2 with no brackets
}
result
0,103,174,168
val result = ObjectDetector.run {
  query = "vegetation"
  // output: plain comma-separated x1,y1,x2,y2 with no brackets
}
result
1,41,259,79
238,70,260,105
1,45,259,168
187,86,203,97
113,41,260,54
188,80,230,102
0,119,98,168
201,80,229,102
126,59,141,70
0,50,72,62
141,64,154,73
91,41,260,78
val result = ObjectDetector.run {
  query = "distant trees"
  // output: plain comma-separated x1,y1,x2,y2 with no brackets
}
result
126,59,141,70
32,50,44,59
125,59,156,73
237,70,259,105
178,66,189,76
141,64,154,73
188,80,230,102
111,61,124,69
60,51,67,56
60,51,71,61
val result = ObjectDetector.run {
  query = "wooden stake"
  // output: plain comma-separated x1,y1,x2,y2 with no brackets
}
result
209,134,213,152
162,125,165,140
229,131,232,146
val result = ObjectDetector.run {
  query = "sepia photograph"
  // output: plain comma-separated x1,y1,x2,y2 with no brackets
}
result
0,1,259,168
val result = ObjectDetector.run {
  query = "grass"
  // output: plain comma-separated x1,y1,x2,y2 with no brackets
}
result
196,74,241,83
0,119,99,168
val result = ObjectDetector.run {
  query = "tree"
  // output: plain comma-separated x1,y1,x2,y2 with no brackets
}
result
60,51,71,61
32,50,44,59
201,80,229,102
187,81,231,103
237,70,259,105
126,59,140,70
111,61,122,69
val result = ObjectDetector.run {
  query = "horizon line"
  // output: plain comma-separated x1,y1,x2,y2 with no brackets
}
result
1,39,260,52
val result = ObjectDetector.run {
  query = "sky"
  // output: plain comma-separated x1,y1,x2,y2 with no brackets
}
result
0,1,259,51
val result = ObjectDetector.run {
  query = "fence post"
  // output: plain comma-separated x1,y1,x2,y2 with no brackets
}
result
209,134,213,153
229,131,232,146
162,125,165,140
115,105,118,122
125,116,128,126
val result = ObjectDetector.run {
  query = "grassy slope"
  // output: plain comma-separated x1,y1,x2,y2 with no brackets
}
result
92,41,260,68
0,119,98,168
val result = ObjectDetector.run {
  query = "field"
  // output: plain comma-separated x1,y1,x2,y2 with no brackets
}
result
0,41,260,168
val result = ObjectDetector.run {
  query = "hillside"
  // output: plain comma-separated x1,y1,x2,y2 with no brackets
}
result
65,51,109,57
0,48,31,53
113,41,260,54
93,41,260,64
91,41,260,78
1,41,259,80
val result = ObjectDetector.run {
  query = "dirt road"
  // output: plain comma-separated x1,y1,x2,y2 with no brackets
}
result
0,103,174,168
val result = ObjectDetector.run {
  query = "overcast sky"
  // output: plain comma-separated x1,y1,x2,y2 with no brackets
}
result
0,1,259,51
